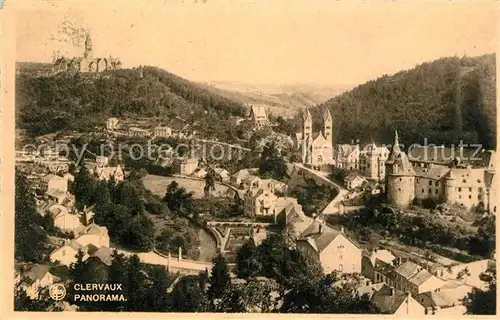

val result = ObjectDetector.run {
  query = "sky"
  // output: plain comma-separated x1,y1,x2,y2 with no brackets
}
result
14,0,499,86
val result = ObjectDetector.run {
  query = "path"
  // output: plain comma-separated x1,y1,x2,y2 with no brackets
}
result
292,163,348,215
198,228,217,262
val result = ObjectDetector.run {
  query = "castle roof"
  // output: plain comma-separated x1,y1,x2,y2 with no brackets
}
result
407,146,492,167
414,164,450,180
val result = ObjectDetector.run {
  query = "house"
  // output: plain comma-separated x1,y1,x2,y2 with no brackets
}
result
93,165,124,182
75,223,110,248
335,144,360,170
89,246,114,267
231,169,257,187
344,172,367,190
296,220,362,274
154,126,173,138
249,106,269,129
19,264,55,299
39,174,68,193
370,285,426,316
46,189,69,204
48,204,82,232
50,240,88,267
106,117,120,131
359,143,390,181
214,168,231,182
193,168,208,179
361,249,397,282
176,158,199,175
393,261,445,296
36,160,70,173
416,280,474,315
275,198,313,240
433,259,495,290
96,156,109,167
128,127,151,137
244,188,278,217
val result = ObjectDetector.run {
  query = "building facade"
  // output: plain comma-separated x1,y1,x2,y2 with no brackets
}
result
296,109,334,168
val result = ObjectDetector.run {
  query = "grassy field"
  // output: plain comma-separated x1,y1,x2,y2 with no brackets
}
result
142,174,232,199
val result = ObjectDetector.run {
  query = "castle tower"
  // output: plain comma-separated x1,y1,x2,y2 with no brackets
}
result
323,108,333,144
84,33,93,59
385,130,416,208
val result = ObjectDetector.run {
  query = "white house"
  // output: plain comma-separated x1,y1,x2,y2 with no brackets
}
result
48,204,82,232
50,240,88,267
214,168,231,182
75,223,110,248
344,172,367,190
296,220,362,274
40,174,68,193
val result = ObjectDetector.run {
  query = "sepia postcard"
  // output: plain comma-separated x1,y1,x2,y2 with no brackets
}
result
1,0,498,318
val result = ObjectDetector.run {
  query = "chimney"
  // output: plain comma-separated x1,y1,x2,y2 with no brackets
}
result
340,226,345,233
319,223,323,234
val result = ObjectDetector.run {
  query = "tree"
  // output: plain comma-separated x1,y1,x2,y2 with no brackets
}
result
126,255,148,311
281,273,380,313
258,142,289,181
236,239,261,279
208,252,232,301
169,275,206,312
462,267,496,315
14,286,60,311
15,170,46,262
145,266,172,311
164,181,195,217
204,169,216,198
74,162,96,210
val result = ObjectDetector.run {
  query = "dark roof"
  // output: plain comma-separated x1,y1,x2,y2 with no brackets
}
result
371,285,408,314
407,146,492,167
296,221,356,253
23,264,50,283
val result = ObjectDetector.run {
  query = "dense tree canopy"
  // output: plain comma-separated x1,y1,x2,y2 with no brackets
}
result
313,54,496,149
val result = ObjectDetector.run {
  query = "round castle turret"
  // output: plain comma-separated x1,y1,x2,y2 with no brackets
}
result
385,130,416,208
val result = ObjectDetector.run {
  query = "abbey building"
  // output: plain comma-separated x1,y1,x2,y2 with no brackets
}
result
295,109,334,168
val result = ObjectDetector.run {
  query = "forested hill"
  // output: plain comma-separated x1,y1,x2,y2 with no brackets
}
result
16,65,247,140
312,54,496,149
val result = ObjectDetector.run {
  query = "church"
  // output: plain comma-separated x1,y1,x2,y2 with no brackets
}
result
295,108,334,168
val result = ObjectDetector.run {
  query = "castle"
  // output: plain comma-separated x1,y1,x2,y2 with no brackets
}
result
52,33,122,74
385,130,498,214
295,109,334,168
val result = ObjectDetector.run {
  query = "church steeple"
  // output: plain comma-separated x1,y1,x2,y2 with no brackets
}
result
303,109,312,140
323,108,333,144
84,33,93,59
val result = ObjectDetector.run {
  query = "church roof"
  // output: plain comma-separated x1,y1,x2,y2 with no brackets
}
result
302,109,312,123
323,108,332,121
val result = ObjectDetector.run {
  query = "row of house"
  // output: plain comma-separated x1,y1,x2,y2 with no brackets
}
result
360,249,494,315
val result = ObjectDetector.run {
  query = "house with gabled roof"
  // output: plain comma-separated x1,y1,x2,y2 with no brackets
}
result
393,260,445,296
19,264,55,299
249,106,269,129
296,219,362,274
370,285,425,316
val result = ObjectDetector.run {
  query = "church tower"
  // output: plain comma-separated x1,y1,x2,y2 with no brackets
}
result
302,109,313,164
323,108,333,144
84,33,93,59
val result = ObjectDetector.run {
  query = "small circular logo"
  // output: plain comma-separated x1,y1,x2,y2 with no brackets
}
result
49,284,66,301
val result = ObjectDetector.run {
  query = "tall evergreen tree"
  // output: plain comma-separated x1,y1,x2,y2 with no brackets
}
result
208,252,232,301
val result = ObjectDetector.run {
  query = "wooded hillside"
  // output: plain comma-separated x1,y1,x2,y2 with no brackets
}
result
312,54,496,149
16,65,248,140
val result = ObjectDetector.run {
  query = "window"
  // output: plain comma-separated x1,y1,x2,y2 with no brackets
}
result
416,178,419,183
435,189,438,195
429,188,432,194
478,194,482,200
479,187,483,193
398,188,402,192
459,195,462,199
429,181,432,186
458,188,462,192
435,181,439,186
400,178,402,182
339,254,343,260
469,195,472,199
422,189,425,193
469,188,472,192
